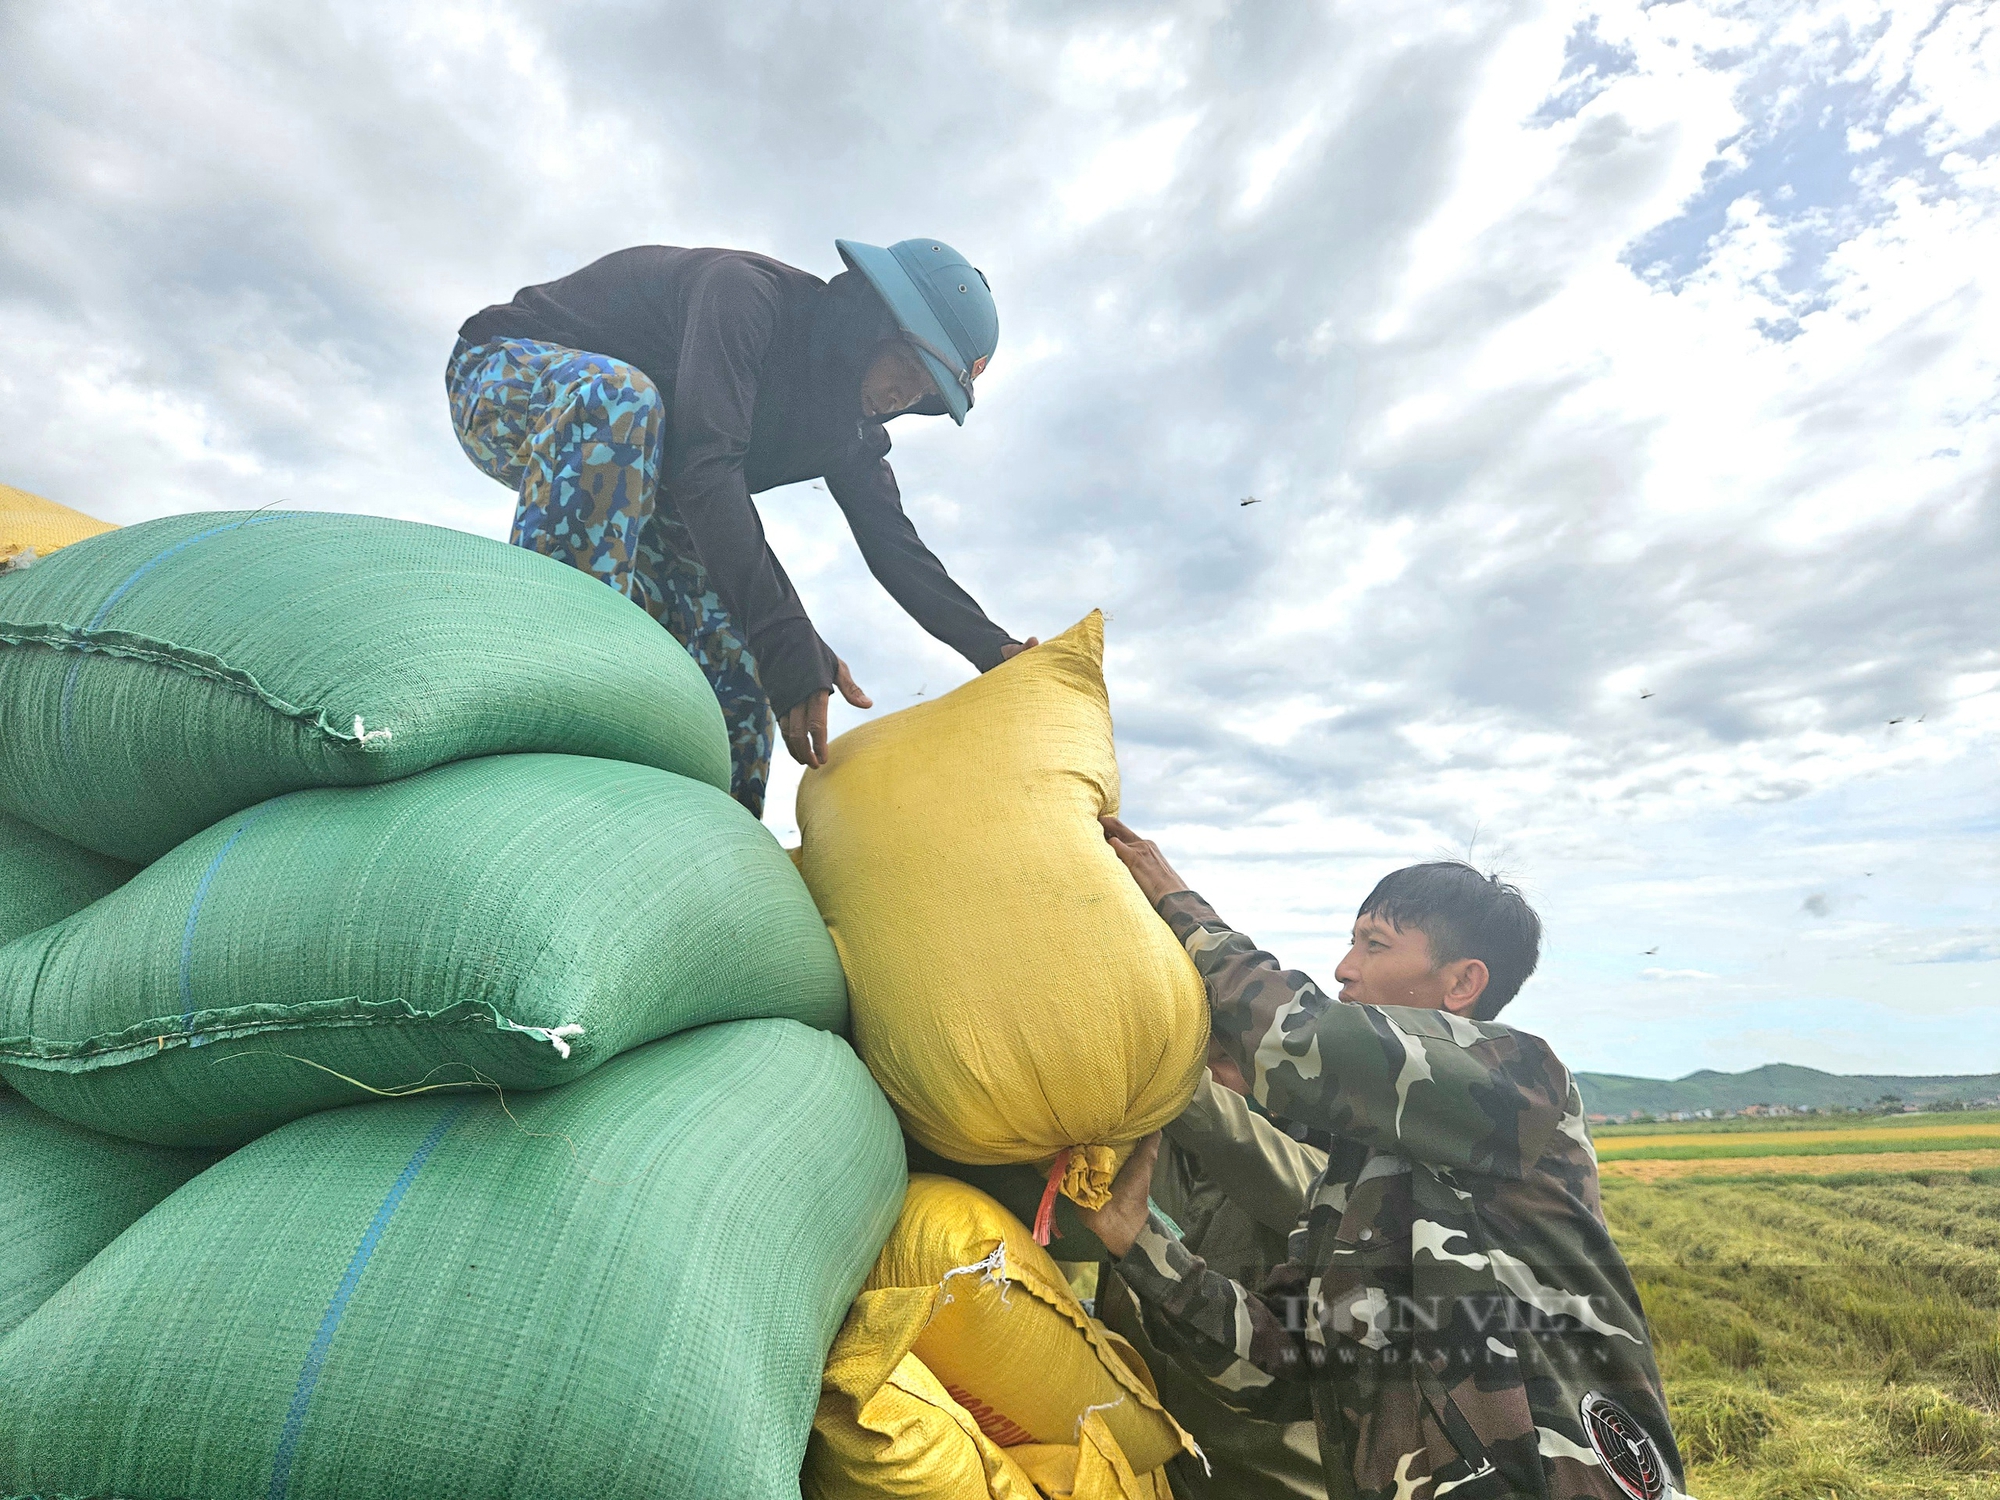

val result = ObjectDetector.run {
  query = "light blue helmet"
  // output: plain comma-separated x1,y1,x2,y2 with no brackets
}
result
835,237,997,424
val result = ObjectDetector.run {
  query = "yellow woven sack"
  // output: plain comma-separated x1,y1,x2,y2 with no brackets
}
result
1010,1426,1176,1500
806,1345,1043,1500
858,1175,1194,1478
796,612,1207,1211
0,483,114,567
806,1341,1172,1500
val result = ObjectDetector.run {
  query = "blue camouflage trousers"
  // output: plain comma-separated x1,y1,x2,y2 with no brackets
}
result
446,336,775,816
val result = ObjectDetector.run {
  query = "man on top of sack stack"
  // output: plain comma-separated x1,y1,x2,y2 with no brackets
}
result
1081,819,1689,1500
447,238,1035,816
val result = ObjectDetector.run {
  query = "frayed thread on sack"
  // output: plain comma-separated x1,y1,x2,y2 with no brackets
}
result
351,715,392,745
528,1024,585,1059
7,1000,593,1076
933,1241,1011,1317
1074,1395,1126,1441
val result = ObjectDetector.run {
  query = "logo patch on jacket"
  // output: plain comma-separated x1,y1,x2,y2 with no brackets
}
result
1580,1392,1668,1499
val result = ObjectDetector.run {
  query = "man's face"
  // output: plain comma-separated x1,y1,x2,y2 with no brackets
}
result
860,341,940,418
1333,912,1487,1016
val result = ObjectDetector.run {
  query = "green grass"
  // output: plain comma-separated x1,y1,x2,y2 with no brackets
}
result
1595,1108,2000,1138
1604,1171,2000,1498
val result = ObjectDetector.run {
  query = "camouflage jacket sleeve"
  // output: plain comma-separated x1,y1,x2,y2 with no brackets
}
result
1155,891,1569,1180
1162,1071,1327,1239
1112,1210,1319,1424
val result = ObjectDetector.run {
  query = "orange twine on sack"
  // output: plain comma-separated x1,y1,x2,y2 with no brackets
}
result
1032,1147,1072,1246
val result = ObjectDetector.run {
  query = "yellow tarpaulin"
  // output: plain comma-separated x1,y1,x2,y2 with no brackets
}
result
0,484,114,566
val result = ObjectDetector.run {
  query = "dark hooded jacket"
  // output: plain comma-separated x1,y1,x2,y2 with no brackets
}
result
459,246,1015,718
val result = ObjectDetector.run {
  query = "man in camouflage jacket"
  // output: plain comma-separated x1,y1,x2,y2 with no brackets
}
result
1081,819,1688,1500
1100,1067,1330,1499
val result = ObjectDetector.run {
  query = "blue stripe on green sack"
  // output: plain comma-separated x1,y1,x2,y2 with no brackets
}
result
178,794,298,1045
57,514,297,763
267,1100,472,1500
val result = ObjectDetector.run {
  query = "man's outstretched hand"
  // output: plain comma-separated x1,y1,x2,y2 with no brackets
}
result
782,659,872,768
1072,1132,1162,1258
785,641,1034,768
1099,815,1191,908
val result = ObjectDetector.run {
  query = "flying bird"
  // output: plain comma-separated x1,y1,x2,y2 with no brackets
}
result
1239,496,1260,506
1888,717,1904,726
1640,692,1655,700
1644,946,1659,955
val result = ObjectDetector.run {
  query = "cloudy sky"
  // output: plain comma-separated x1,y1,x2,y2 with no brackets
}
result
5,0,1996,1083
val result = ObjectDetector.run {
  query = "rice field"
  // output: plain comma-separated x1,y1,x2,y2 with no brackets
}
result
1599,1111,2000,1497
1598,1124,2000,1162
1609,1148,2000,1183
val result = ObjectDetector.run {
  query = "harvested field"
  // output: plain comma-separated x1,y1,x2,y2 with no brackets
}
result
1597,1123,2000,1161
1603,1157,2000,1498
1604,1148,2000,1182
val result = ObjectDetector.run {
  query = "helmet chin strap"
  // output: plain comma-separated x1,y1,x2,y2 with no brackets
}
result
901,331,979,410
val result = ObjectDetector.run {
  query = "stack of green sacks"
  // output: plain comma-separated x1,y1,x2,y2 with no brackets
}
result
0,1089,218,1342
0,512,908,1500
1,814,214,1343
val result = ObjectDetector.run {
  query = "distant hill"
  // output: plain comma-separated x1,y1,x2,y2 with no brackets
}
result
1575,1062,2000,1118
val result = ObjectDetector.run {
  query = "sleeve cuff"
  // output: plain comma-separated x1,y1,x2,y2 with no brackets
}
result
967,628,1015,673
1113,1209,1197,1300
756,629,839,720
1154,889,1224,939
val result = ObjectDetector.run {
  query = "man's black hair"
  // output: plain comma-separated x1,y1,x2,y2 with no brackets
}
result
1357,861,1542,1021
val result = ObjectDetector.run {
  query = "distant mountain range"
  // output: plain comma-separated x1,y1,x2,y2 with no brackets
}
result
1575,1062,2000,1118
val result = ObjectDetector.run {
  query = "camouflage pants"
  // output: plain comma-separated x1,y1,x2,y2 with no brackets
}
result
446,336,775,816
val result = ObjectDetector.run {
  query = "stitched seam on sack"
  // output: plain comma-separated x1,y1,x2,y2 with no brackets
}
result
1,625,386,751
0,998,573,1071
51,515,302,761
267,1100,471,1500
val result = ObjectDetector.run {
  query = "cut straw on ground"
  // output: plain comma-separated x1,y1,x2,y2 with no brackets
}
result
1601,1147,2000,1182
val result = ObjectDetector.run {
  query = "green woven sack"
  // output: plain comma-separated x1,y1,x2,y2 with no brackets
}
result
0,1020,906,1500
0,753,846,1148
0,810,133,947
0,509,731,862
0,1089,215,1339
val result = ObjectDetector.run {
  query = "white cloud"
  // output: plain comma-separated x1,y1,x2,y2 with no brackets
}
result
1057,112,1203,227
2,0,1995,1077
1876,930,2000,965
1236,108,1322,217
